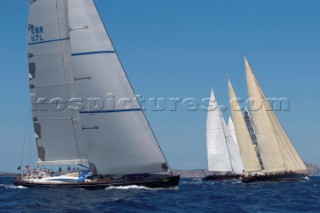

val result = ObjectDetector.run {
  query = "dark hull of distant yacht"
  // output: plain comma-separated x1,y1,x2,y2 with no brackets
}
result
202,174,241,181
241,173,307,183
14,174,180,190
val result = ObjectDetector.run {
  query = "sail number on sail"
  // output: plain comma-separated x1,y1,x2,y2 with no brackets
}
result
30,26,44,43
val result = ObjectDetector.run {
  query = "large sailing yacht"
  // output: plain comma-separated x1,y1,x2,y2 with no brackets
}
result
14,0,179,189
229,57,309,183
203,89,244,181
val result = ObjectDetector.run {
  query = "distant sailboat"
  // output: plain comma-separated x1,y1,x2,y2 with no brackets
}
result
15,0,179,189
231,57,309,182
203,89,243,181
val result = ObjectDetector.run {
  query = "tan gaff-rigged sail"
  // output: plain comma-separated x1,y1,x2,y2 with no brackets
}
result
245,57,308,173
228,79,261,172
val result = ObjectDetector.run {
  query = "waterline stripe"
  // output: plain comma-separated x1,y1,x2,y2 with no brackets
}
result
72,50,116,56
80,108,142,114
28,37,70,45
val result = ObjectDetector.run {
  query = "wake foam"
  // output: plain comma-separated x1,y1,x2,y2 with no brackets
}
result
105,185,178,191
106,185,150,190
1,184,27,189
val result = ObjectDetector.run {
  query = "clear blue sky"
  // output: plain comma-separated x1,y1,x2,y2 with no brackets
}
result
0,0,319,172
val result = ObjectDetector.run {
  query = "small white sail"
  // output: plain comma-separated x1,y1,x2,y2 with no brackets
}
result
207,89,243,174
227,117,239,151
67,0,168,175
244,57,308,173
28,0,87,165
221,116,244,174
228,79,261,172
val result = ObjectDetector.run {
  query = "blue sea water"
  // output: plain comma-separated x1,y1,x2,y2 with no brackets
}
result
1,177,320,212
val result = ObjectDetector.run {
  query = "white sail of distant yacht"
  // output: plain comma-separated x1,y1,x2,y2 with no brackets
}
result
228,79,262,172
227,117,239,151
17,0,180,188
244,57,308,173
206,89,243,174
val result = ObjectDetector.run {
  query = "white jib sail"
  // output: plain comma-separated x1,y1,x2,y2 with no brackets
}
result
228,117,239,151
207,89,243,174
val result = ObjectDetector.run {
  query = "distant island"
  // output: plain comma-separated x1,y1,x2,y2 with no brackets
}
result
1,163,319,178
305,163,320,176
0,171,19,177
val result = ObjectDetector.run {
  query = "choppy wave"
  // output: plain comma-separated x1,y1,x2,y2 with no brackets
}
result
0,183,27,189
1,177,320,212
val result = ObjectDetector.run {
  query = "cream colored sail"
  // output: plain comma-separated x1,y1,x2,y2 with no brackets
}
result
245,57,308,173
228,79,261,172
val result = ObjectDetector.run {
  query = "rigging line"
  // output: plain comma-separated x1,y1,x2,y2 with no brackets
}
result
20,105,31,167
28,119,33,165
56,1,84,164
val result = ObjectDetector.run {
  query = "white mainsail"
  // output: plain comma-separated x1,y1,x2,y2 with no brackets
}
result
67,0,169,175
245,57,308,173
207,89,243,174
28,0,87,165
228,79,261,172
